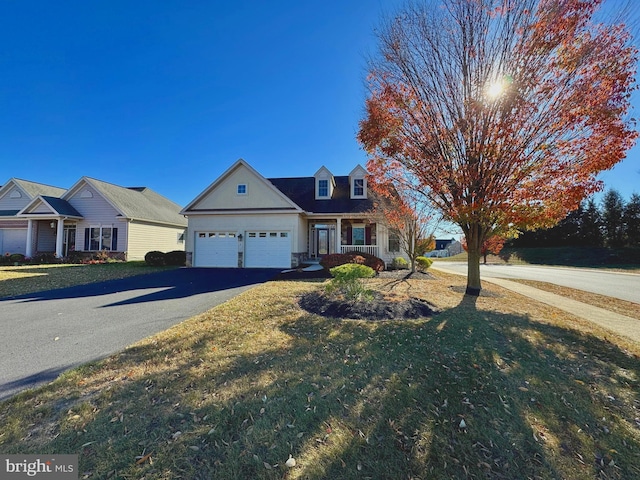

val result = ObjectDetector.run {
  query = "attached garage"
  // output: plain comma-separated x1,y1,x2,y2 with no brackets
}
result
194,231,238,267
245,231,291,268
0,229,28,255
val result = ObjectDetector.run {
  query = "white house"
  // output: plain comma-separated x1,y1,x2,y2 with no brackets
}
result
181,159,405,268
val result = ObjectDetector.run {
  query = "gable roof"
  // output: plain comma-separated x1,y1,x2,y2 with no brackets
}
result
269,175,373,214
65,177,187,227
0,178,65,200
18,196,83,218
182,159,302,213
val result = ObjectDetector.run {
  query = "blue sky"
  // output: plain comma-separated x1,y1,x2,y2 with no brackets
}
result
1,0,638,212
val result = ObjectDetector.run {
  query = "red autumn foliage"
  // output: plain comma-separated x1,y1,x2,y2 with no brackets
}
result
358,0,637,294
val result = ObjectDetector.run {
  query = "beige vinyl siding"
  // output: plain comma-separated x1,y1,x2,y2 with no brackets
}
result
32,203,51,214
127,221,186,260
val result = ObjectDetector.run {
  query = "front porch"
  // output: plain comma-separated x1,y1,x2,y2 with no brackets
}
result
307,219,381,260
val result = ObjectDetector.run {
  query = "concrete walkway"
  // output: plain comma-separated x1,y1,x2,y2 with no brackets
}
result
432,265,640,343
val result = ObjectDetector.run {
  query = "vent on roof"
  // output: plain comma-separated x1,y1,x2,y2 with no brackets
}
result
127,187,147,192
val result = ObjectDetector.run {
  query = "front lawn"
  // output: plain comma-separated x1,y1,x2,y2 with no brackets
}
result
1,272,639,479
0,262,176,298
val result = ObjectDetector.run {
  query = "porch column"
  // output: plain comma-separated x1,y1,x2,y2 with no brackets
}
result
55,218,64,258
336,218,342,255
25,219,34,258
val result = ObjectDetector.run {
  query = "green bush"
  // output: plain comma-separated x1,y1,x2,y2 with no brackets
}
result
31,252,58,264
165,250,186,266
391,257,409,270
415,256,433,272
144,251,166,266
326,263,375,301
320,252,385,272
9,253,26,264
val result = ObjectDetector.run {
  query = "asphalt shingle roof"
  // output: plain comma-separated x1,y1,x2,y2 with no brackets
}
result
40,196,83,217
268,176,373,214
12,179,65,198
86,178,187,227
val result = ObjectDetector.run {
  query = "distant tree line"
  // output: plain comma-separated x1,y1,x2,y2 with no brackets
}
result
510,190,640,248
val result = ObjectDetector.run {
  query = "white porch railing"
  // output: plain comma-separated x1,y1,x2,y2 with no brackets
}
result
340,245,379,257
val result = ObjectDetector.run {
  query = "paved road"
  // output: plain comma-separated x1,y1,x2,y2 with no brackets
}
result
0,268,280,401
432,262,640,303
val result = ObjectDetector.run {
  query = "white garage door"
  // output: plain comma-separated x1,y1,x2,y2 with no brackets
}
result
245,231,291,268
194,232,238,267
0,229,28,255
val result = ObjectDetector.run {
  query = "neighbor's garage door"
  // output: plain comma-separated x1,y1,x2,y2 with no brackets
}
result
0,229,28,255
194,232,238,267
245,231,291,268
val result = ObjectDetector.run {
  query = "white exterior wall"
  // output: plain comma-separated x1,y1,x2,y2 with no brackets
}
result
127,221,186,260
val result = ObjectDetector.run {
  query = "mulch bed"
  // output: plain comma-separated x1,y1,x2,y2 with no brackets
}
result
298,291,439,320
275,267,440,320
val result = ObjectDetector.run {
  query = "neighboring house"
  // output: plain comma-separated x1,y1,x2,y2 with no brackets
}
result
181,159,406,268
0,177,187,260
427,238,463,258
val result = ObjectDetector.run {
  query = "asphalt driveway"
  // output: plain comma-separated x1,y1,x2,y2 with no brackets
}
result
0,268,281,401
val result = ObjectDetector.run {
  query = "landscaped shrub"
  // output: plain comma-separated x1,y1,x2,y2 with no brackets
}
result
326,263,376,301
415,256,433,272
320,252,385,272
9,253,25,264
391,257,409,270
165,250,186,266
144,251,166,266
31,252,58,264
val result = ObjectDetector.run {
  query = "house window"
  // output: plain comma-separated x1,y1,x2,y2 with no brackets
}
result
388,230,401,252
352,226,365,245
353,178,364,197
87,226,116,251
237,184,247,195
178,232,185,243
318,179,328,197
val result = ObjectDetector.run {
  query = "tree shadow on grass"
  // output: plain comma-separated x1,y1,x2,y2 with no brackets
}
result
1,286,639,479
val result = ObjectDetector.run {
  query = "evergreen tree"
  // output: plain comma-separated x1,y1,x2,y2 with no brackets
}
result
601,189,626,248
623,193,640,247
580,198,603,247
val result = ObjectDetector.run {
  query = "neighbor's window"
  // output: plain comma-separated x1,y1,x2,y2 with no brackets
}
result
352,226,365,245
318,179,328,197
237,184,247,195
353,178,364,196
89,226,114,250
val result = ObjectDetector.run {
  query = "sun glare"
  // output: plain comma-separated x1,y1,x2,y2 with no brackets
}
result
486,81,504,99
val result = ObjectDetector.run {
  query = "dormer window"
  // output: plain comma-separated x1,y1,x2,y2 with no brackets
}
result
318,179,329,197
314,166,334,200
353,178,364,197
349,164,368,199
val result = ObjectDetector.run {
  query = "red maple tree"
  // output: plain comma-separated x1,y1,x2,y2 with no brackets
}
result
358,0,637,295
367,164,440,272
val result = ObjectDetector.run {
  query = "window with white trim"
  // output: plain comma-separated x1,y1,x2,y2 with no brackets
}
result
237,184,247,195
352,226,365,245
353,178,364,197
318,179,328,197
88,226,115,251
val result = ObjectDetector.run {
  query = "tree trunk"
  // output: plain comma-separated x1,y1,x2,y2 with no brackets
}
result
465,226,483,296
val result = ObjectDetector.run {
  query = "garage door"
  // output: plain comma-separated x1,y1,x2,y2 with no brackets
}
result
194,232,238,267
245,231,291,268
0,229,27,255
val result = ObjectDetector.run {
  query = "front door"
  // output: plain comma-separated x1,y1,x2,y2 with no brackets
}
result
316,228,329,256
63,227,76,257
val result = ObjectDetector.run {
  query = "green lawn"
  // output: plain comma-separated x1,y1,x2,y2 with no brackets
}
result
1,272,639,479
